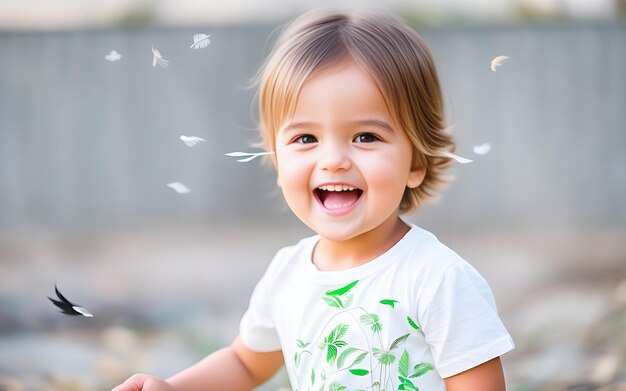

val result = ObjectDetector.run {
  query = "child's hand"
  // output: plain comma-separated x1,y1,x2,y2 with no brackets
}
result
111,374,175,391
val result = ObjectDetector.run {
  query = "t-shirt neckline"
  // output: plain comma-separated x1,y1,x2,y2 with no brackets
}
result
303,222,420,285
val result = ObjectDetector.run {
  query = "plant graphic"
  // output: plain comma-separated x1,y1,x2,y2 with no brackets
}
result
322,280,359,309
336,347,368,371
328,381,347,391
294,339,312,368
397,349,434,391
379,299,398,309
360,313,383,333
319,323,349,366
369,333,410,389
293,283,434,390
407,315,421,330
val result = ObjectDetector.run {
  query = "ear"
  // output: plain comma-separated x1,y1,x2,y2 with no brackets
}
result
407,167,426,189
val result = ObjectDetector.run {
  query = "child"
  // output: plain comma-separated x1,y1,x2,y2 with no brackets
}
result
113,9,514,391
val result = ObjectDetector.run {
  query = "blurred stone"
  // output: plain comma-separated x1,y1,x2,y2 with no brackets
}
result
596,382,626,391
0,376,25,391
510,342,587,385
100,326,138,356
93,352,132,384
43,374,88,391
614,280,626,307
590,352,621,384
512,287,611,348
562,383,599,391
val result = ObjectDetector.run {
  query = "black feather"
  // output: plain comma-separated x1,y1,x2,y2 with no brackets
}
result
48,284,92,317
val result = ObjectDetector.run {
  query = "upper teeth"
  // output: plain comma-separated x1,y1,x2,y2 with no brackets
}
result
318,185,356,191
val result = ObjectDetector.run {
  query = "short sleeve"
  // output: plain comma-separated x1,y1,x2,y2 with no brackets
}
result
239,250,283,352
422,261,515,378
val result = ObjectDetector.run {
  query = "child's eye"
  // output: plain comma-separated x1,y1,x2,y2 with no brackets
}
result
354,132,380,143
294,134,317,144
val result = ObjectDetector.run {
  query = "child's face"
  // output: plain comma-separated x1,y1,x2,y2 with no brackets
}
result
274,60,424,242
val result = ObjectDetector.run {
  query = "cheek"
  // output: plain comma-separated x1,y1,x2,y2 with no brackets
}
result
276,154,310,195
361,153,412,193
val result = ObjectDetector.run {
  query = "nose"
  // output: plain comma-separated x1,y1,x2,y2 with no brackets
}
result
318,141,351,172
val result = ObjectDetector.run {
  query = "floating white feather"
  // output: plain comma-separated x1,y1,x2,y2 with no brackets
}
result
190,34,211,49
473,142,492,155
439,151,473,164
490,55,510,72
225,151,274,163
73,306,93,317
152,46,169,68
180,135,206,147
105,50,122,62
167,182,191,194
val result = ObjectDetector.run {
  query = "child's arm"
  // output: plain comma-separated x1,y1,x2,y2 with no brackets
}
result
112,336,284,391
443,357,506,391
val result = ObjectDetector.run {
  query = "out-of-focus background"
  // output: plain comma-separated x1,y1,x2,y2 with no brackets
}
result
0,0,625,390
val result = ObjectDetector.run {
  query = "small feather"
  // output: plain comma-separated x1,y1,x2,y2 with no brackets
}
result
49,285,93,317
225,151,274,163
105,50,122,62
237,155,259,163
167,182,191,194
490,55,510,72
190,34,211,49
72,306,93,317
48,297,66,308
180,135,206,147
151,46,169,68
225,152,250,157
473,142,492,155
55,285,71,304
439,151,473,164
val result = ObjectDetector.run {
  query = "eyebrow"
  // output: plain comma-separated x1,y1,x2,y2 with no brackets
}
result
281,119,395,133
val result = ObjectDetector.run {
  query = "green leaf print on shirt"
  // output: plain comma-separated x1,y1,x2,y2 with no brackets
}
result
297,340,310,348
371,333,408,366
323,280,359,309
294,340,312,368
336,347,368,369
379,299,398,309
319,323,349,366
398,349,410,378
295,287,428,390
325,280,359,296
410,362,434,378
389,333,410,350
397,349,434,391
407,315,421,330
372,348,396,365
359,313,383,333
328,381,347,391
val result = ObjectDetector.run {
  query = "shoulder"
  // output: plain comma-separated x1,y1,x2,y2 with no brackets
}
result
403,224,494,309
263,234,319,278
403,224,466,277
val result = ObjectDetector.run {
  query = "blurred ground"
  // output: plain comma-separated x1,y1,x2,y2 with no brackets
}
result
0,223,625,391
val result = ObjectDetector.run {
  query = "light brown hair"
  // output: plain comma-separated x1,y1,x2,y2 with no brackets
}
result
252,9,455,213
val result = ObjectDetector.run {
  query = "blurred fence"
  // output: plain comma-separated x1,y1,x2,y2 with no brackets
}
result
0,22,624,234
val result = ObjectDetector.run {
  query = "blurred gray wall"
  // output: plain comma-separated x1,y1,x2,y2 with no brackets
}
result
0,22,624,234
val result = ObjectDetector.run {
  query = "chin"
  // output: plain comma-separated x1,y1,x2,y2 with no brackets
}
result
309,220,370,242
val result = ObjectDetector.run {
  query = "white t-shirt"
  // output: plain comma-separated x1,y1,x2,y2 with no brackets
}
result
240,224,514,391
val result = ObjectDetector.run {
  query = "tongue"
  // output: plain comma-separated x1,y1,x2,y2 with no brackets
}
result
323,190,359,209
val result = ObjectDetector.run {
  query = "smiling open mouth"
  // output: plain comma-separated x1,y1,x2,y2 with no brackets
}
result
314,185,363,210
